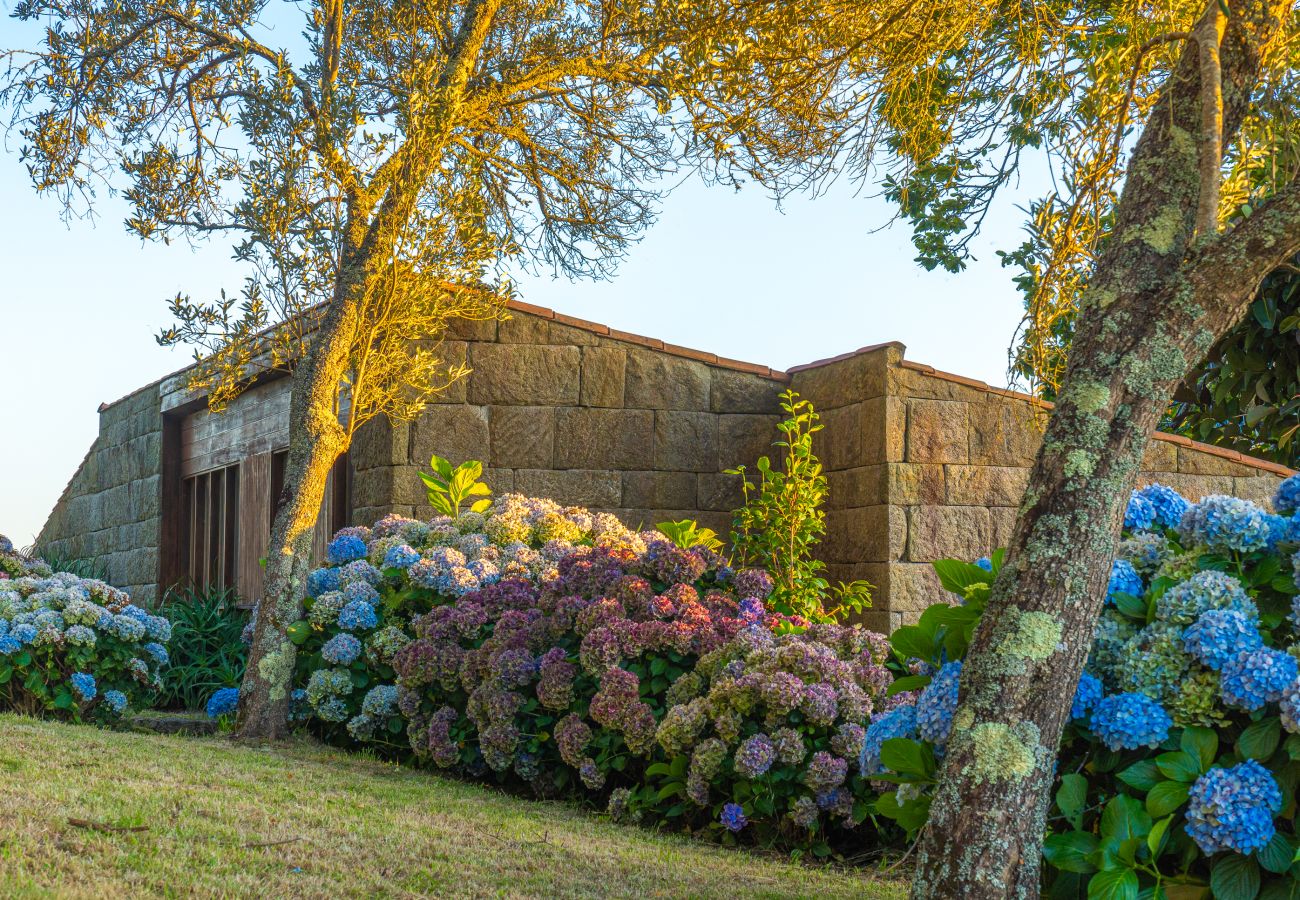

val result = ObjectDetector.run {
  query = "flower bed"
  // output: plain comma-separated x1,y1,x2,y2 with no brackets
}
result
0,534,170,721
290,494,896,850
868,479,1300,897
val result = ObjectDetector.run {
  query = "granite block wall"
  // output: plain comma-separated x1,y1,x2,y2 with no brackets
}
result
37,383,165,604
35,302,1295,626
790,343,1293,632
348,305,786,536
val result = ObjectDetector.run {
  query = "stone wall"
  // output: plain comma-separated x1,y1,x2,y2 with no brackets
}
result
35,302,1294,625
37,383,165,604
349,302,786,534
790,343,1294,632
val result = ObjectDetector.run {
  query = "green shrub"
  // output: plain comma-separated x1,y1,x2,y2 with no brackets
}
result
0,538,170,721
157,586,247,711
726,390,871,621
867,480,1300,898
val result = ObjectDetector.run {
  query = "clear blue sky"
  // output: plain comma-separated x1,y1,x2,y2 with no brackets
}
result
0,10,1040,549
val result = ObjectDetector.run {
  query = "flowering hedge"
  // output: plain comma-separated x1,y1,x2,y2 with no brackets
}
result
290,494,897,851
0,534,170,721
867,480,1300,898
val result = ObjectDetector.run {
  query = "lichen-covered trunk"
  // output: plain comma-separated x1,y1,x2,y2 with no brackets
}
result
913,3,1294,895
235,287,360,741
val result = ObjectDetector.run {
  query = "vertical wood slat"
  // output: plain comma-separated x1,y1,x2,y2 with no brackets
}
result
311,465,335,565
238,453,273,606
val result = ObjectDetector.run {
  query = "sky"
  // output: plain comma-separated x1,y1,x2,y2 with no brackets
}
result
0,10,1041,549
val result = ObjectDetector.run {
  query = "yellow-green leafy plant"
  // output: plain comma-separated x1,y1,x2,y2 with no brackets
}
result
419,456,492,517
655,519,725,553
726,391,870,621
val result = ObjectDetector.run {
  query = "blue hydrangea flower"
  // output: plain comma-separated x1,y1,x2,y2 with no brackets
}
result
1179,495,1276,553
102,690,128,715
64,624,96,647
1274,474,1300,515
916,661,962,747
339,559,382,587
322,632,363,665
12,623,37,645
327,534,368,565
142,642,169,667
1134,484,1190,529
70,672,96,702
206,687,240,718
383,544,421,570
720,802,748,832
1221,647,1298,711
1182,609,1262,671
1186,760,1282,854
738,597,765,623
344,580,380,605
861,705,919,776
338,599,378,632
1108,560,1143,603
1071,673,1103,722
1155,571,1256,626
1124,493,1156,531
1089,692,1172,750
0,635,19,655
360,684,399,718
974,557,993,572
306,567,340,598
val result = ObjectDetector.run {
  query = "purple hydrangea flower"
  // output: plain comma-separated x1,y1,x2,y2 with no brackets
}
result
720,802,748,832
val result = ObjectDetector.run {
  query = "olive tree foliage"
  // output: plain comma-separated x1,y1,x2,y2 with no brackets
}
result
0,0,844,738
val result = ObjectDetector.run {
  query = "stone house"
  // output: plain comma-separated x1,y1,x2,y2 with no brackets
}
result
37,300,1293,632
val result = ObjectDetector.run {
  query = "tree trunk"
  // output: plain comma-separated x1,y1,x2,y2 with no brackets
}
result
235,290,360,740
913,3,1296,895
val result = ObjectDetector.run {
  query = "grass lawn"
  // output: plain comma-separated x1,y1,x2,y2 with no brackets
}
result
0,714,906,899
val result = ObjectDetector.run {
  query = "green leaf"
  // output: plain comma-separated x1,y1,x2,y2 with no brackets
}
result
932,559,994,596
1087,868,1139,900
1111,591,1147,621
655,781,684,800
879,738,935,778
1056,774,1089,830
1155,750,1201,783
286,620,312,645
889,626,937,665
1180,726,1218,772
1145,781,1189,818
1256,830,1293,875
886,674,932,697
1146,815,1172,858
1238,718,1281,761
1101,795,1151,844
1043,831,1100,874
1210,854,1260,900
1117,760,1163,792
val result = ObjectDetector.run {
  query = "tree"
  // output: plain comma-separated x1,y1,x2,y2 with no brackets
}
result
1165,258,1300,465
0,0,830,738
888,2,1300,894
635,0,1300,892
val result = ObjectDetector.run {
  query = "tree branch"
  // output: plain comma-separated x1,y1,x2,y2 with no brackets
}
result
1194,0,1226,239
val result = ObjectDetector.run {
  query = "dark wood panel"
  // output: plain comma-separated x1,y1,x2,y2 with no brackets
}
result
237,453,272,605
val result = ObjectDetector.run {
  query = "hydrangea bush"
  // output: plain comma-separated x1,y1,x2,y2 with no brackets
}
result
868,480,1300,898
293,491,897,852
0,535,169,721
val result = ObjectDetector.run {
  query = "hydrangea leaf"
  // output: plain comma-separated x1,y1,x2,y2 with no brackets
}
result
1180,727,1219,772
1255,830,1294,875
1144,780,1190,818
1085,867,1139,900
1155,751,1201,784
1056,774,1088,830
1209,854,1261,900
1237,718,1282,762
1116,760,1162,792
1042,830,1099,874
